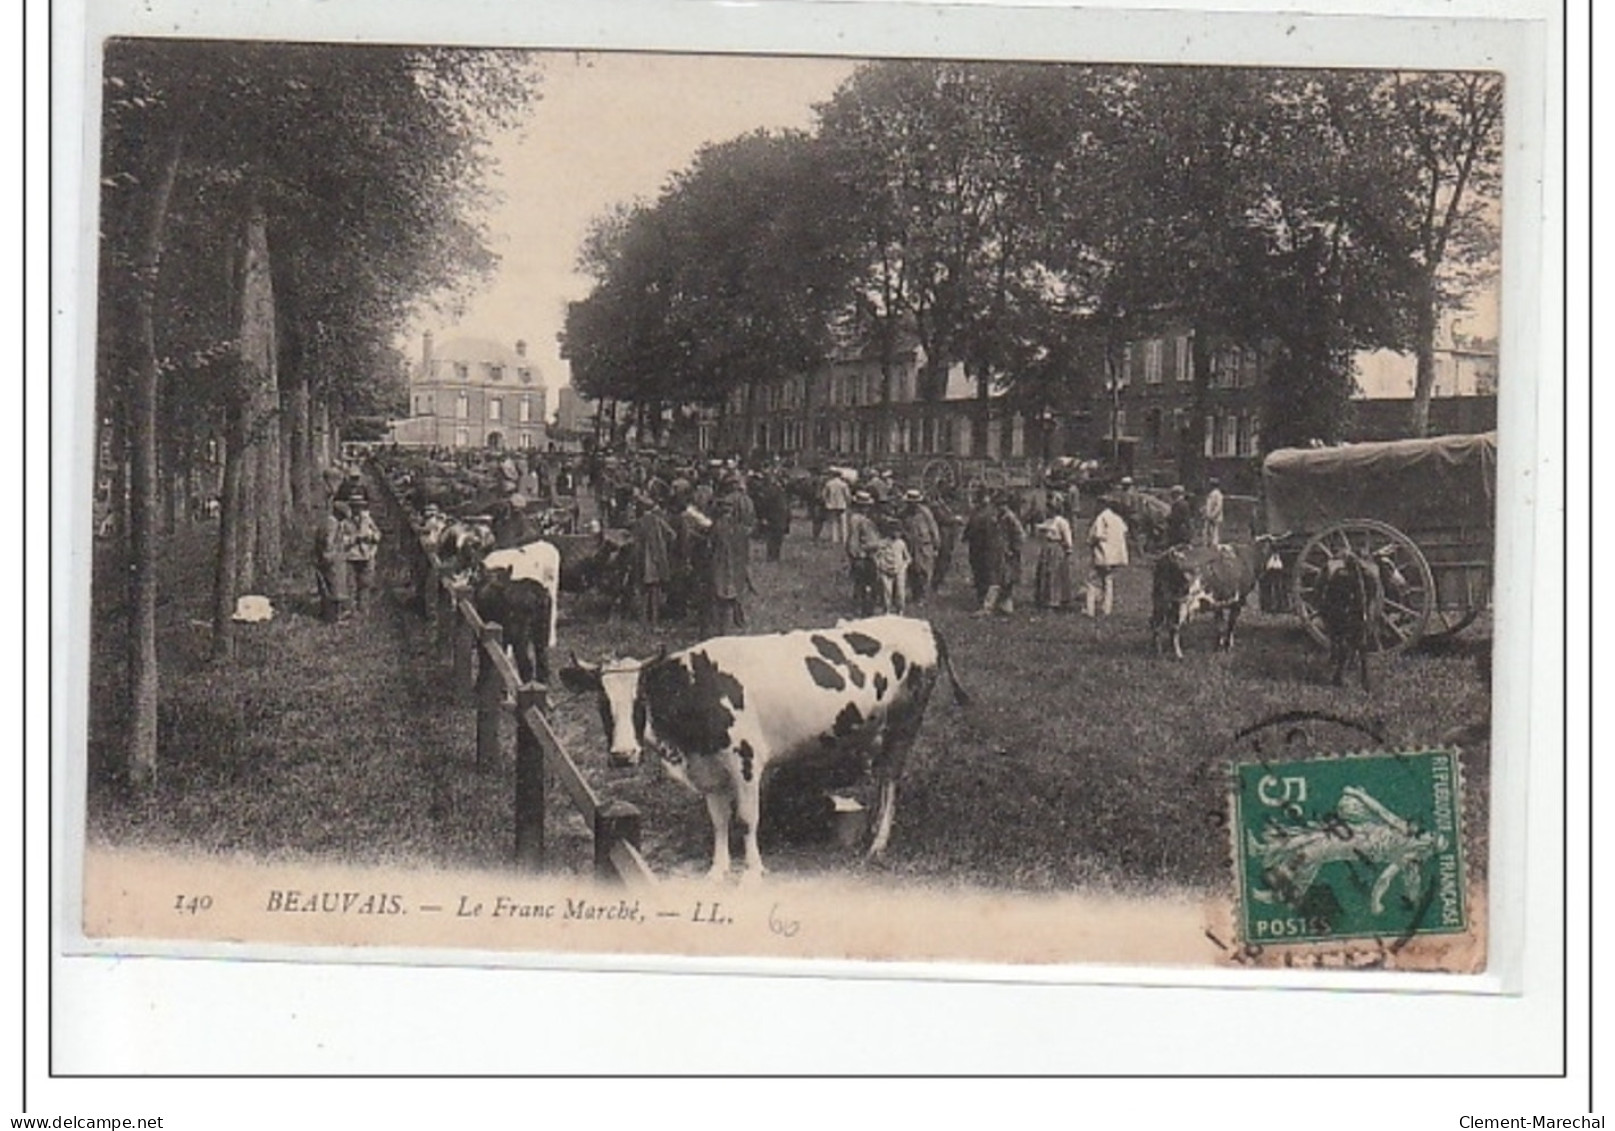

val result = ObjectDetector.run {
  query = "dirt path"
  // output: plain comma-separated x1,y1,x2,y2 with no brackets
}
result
85,491,593,874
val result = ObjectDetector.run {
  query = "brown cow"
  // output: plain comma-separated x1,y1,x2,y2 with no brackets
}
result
1151,539,1279,659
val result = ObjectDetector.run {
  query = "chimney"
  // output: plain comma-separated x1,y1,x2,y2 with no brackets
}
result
422,331,435,378
515,339,528,359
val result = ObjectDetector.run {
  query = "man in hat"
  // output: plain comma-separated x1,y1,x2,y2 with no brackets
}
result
630,495,676,626
346,493,383,611
990,492,1026,615
1201,476,1225,547
724,471,756,536
821,469,851,543
901,488,940,604
752,470,790,562
702,494,752,636
1166,483,1196,548
314,498,354,623
962,490,1003,609
845,489,882,615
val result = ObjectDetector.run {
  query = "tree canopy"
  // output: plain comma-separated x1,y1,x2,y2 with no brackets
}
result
560,59,1501,453
97,38,540,782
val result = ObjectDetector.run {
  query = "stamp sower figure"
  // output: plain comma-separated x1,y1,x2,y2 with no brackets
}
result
314,499,353,623
346,493,382,612
1086,495,1129,617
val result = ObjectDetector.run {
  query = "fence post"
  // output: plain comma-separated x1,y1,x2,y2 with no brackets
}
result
453,604,476,697
476,622,506,770
593,800,643,883
415,542,433,621
514,685,548,870
436,578,454,653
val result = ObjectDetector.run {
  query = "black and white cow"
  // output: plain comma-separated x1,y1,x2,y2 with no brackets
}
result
474,539,563,685
560,615,969,882
1151,538,1279,658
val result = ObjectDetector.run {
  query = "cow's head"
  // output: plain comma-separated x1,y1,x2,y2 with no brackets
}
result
559,647,666,767
1370,546,1409,599
439,521,496,585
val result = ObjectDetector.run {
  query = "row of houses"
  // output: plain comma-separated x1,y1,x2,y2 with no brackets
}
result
712,322,1495,484
391,321,1496,483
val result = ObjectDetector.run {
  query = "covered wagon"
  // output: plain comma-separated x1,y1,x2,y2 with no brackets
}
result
1261,432,1496,653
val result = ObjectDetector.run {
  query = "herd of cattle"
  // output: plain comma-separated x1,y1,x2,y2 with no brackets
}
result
371,447,1408,881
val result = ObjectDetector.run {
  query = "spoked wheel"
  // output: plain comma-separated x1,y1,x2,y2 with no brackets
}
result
920,458,960,498
1292,519,1435,655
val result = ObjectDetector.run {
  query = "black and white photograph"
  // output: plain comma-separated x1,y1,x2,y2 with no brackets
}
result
68,29,1521,981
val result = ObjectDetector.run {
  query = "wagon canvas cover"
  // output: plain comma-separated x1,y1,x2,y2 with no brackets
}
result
1263,432,1497,537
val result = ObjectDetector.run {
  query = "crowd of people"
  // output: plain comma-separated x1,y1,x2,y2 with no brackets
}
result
365,441,1238,634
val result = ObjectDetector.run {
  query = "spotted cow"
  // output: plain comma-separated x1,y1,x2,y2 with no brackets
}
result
438,526,563,686
478,539,562,651
1151,538,1279,659
559,615,969,882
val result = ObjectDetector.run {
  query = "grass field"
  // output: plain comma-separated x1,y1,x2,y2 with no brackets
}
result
86,493,1492,896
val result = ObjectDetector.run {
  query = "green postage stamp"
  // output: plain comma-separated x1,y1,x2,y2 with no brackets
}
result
1232,748,1467,946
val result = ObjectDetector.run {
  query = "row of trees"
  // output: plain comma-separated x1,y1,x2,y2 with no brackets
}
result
562,62,1501,472
97,39,540,784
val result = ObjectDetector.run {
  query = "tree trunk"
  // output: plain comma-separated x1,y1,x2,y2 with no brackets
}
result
312,395,332,474
238,199,282,586
234,400,259,592
878,362,895,458
156,437,175,538
972,366,991,457
286,372,312,521
212,420,245,661
125,124,185,788
1409,277,1438,438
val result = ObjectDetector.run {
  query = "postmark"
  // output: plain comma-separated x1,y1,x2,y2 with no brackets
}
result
1231,748,1467,947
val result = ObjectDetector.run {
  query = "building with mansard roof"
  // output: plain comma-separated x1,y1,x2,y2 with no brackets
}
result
389,332,549,449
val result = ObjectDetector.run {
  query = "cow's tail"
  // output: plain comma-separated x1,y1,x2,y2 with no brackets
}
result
933,626,971,706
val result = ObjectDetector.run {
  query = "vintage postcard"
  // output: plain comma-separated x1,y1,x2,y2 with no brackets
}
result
61,4,1546,1002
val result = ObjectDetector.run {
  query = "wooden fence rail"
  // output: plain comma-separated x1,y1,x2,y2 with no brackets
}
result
370,465,654,889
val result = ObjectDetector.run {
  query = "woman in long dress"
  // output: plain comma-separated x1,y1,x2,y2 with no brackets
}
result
1033,504,1074,610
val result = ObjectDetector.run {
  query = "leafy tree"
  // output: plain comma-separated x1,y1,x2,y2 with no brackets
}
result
97,38,537,781
1383,72,1503,435
564,130,855,449
818,62,1075,451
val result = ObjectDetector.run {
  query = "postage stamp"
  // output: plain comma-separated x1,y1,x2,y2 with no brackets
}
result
1232,748,1467,948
